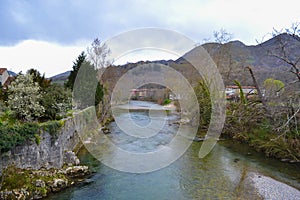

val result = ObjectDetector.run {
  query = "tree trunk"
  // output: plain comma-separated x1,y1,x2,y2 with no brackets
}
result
246,66,271,117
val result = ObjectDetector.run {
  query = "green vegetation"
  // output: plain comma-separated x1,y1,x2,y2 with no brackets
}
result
1,166,31,190
65,51,86,90
263,78,285,99
233,80,247,104
194,24,300,162
0,119,64,152
194,80,212,131
0,122,39,152
7,74,45,122
0,40,109,153
40,120,63,142
0,69,70,152
40,84,72,120
223,99,300,161
0,165,86,198
2,69,72,122
66,51,104,110
163,98,172,105
195,78,300,161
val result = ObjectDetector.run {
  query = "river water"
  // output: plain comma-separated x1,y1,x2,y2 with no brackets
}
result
47,101,300,200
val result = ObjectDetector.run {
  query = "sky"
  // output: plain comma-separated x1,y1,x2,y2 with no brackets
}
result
0,0,299,77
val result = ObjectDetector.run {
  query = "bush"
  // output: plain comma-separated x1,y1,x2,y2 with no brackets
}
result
0,123,39,152
7,74,45,122
194,80,212,129
0,120,63,152
40,84,72,120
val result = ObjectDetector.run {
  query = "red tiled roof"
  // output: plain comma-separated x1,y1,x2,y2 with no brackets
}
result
0,68,7,75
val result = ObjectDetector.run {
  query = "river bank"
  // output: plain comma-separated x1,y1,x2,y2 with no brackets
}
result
245,172,300,200
0,164,90,199
0,107,97,199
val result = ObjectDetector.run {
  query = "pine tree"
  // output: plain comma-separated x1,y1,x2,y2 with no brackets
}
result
65,51,86,90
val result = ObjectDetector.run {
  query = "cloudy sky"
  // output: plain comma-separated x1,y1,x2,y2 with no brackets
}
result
0,0,299,77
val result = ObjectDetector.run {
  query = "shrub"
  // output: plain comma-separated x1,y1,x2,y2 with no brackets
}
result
0,120,63,152
40,84,72,120
0,123,39,152
7,74,45,122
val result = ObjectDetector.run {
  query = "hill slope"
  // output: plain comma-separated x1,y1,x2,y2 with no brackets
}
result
50,71,70,85
179,33,300,85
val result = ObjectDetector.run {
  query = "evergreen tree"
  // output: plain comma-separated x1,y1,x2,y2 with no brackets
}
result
65,51,86,90
27,68,51,89
73,61,104,109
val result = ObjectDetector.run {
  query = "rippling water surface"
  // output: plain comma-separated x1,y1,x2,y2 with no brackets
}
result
47,101,300,200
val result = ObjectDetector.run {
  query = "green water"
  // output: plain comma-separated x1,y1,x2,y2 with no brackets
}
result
46,141,300,200
46,101,300,200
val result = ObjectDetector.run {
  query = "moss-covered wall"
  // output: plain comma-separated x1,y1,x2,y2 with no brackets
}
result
0,107,97,174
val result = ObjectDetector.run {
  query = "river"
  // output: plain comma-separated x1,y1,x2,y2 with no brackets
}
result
46,101,300,200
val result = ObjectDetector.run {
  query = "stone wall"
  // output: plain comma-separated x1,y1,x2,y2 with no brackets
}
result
0,107,96,174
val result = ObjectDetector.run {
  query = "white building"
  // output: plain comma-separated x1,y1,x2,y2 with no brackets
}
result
0,68,9,86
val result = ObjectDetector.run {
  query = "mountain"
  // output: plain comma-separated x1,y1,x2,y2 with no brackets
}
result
8,71,17,76
51,33,300,90
178,33,300,85
50,71,70,85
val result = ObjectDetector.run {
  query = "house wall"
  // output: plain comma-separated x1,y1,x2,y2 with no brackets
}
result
0,70,9,86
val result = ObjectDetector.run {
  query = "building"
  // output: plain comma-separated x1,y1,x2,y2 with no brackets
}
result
130,88,169,102
0,68,9,86
225,85,257,100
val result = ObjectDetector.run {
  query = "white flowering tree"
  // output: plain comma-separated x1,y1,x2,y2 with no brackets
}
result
7,74,45,122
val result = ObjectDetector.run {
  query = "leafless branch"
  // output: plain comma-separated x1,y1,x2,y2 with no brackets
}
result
276,107,300,132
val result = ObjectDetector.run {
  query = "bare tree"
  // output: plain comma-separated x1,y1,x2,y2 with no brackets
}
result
213,28,233,44
260,23,300,133
86,38,112,122
285,22,300,38
209,29,244,83
87,38,111,69
266,23,300,82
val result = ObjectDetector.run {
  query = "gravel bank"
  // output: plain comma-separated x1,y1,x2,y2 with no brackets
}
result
248,172,300,200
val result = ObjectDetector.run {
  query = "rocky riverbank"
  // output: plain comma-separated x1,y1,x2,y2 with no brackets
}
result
0,107,98,199
239,172,300,200
0,164,90,200
249,172,300,200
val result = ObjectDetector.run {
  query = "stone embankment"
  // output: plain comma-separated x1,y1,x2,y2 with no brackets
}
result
0,107,97,199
